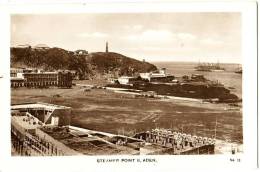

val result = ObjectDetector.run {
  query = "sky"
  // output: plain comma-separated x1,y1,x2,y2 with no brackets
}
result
11,13,241,63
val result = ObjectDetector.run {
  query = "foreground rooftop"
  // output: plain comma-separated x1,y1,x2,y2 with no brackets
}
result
11,102,71,110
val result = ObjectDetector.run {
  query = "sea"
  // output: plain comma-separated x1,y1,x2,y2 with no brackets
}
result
154,62,242,99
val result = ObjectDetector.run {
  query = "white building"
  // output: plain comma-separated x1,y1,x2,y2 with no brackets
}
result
10,68,24,78
33,44,50,50
16,44,31,48
140,68,167,82
118,76,136,85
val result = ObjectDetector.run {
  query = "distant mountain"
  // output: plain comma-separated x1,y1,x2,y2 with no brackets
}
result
10,47,157,79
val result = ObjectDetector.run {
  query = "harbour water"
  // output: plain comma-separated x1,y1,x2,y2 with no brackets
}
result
154,62,242,99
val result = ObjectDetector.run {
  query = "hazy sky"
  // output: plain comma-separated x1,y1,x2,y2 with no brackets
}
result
11,13,241,63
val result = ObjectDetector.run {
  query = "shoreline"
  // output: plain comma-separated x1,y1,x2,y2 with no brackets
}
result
104,86,242,112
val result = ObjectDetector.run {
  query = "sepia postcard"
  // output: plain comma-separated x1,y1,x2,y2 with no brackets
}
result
0,1,258,172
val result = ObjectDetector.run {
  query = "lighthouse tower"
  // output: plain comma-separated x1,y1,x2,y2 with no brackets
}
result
106,42,108,53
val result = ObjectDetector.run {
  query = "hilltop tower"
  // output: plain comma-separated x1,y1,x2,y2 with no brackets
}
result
106,42,108,53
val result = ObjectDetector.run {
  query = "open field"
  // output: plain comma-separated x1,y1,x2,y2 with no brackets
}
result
11,86,243,144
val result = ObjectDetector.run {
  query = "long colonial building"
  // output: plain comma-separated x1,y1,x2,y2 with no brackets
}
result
11,68,72,88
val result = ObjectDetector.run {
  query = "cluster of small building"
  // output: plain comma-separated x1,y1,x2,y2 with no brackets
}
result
134,129,215,155
116,68,176,85
16,44,50,50
15,44,89,56
115,68,212,86
11,67,75,88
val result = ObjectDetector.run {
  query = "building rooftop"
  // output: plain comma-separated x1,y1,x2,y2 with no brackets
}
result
16,44,31,48
11,67,24,70
23,72,57,75
33,44,49,48
119,76,135,79
10,77,24,81
139,143,167,155
11,102,71,110
41,126,140,155
150,73,166,78
11,115,40,130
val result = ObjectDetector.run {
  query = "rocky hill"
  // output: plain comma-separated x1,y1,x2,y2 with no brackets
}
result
10,47,157,79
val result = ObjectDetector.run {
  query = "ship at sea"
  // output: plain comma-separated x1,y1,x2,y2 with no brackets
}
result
195,62,225,72
234,67,242,74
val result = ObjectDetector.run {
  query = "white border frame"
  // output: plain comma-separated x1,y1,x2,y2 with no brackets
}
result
0,1,257,172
